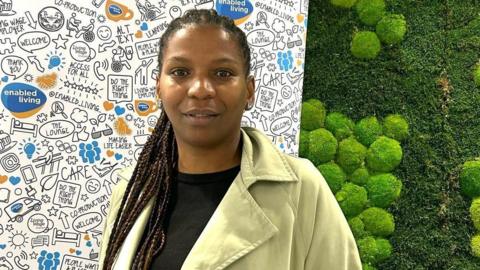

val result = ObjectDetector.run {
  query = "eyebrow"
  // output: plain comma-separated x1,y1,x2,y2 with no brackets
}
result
166,56,240,65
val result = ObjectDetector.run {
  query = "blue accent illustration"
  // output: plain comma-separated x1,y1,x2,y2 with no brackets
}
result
37,250,60,270
1,82,47,117
23,142,36,159
79,141,101,164
277,50,293,71
216,0,253,22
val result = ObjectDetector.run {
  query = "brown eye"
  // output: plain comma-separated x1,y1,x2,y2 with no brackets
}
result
171,69,189,77
216,70,232,78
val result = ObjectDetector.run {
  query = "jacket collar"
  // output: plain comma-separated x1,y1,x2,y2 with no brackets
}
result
116,127,298,269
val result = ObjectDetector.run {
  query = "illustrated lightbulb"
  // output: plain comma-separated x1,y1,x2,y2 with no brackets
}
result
48,56,61,69
24,143,36,159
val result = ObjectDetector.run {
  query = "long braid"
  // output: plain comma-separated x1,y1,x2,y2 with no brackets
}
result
101,8,251,270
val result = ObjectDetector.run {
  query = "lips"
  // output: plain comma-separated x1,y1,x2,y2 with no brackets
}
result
183,109,220,117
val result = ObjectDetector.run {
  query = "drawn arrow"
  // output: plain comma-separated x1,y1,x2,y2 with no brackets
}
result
27,55,44,72
59,211,70,229
103,180,113,195
25,11,37,29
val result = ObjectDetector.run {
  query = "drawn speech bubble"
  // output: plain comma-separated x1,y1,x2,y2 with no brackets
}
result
17,31,51,53
1,56,28,79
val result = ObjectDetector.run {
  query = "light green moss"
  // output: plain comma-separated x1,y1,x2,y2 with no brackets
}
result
330,0,357,8
325,112,355,140
350,166,370,186
348,216,369,239
383,114,409,141
317,161,346,193
471,198,480,231
471,234,480,258
354,116,383,146
366,173,402,208
299,129,309,158
357,236,392,264
336,183,368,218
307,128,338,165
351,31,381,60
360,207,395,237
376,14,407,45
336,137,367,174
355,0,386,26
301,99,327,131
366,136,403,172
460,160,480,199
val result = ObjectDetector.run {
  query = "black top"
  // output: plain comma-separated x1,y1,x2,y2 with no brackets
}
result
143,165,241,270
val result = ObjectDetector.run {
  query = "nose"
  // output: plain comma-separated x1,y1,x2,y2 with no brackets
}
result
187,76,216,99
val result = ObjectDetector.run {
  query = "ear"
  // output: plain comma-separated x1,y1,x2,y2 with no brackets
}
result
246,75,255,106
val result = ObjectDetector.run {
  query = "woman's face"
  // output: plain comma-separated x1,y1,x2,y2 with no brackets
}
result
157,25,255,148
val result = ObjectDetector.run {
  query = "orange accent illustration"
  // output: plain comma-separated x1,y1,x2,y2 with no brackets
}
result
0,175,7,184
105,0,134,22
36,73,57,89
106,150,114,157
114,117,132,135
103,101,114,111
135,30,143,38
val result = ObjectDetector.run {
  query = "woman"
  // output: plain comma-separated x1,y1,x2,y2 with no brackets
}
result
99,9,361,270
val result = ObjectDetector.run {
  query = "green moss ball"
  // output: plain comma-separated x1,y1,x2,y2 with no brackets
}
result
351,31,381,60
366,136,403,172
325,112,355,140
375,238,393,262
301,99,326,131
471,234,480,257
355,0,386,26
366,173,402,208
360,207,395,237
336,183,368,217
471,198,480,230
330,0,357,8
460,160,480,198
337,137,367,174
357,236,391,264
307,128,338,165
354,116,383,146
383,114,409,141
299,130,309,158
473,63,480,87
350,166,370,186
317,162,347,193
362,264,377,270
348,216,369,239
376,14,407,45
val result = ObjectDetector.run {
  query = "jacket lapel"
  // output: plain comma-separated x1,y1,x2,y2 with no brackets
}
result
181,171,278,270
181,127,298,269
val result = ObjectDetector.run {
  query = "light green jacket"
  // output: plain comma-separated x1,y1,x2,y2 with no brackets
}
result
98,127,361,270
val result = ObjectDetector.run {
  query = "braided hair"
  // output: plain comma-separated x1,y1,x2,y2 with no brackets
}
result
102,9,251,270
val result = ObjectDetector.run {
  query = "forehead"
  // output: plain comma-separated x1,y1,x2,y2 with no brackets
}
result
163,25,244,63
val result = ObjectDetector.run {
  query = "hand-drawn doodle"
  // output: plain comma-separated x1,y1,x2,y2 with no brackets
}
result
0,130,17,154
111,45,132,72
135,0,165,21
0,1,309,267
0,0,16,16
52,33,68,49
69,41,96,62
0,37,16,55
17,31,51,53
96,25,112,41
37,7,64,32
4,197,42,222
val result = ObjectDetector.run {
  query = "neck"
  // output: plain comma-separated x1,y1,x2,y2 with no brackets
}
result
176,131,242,174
